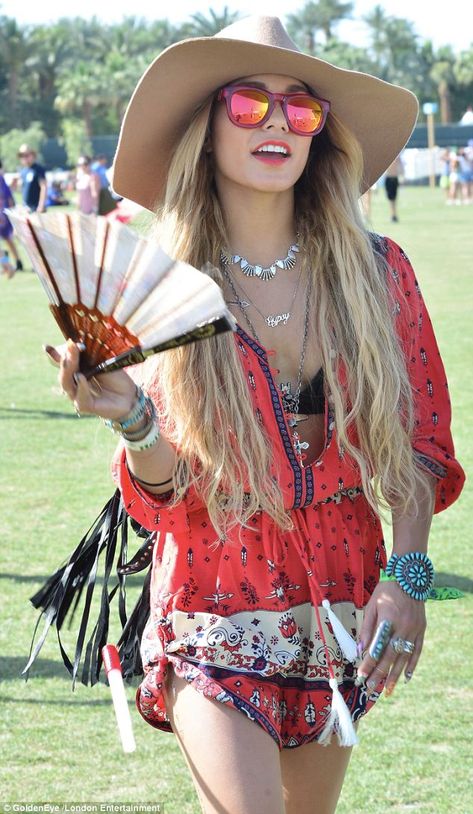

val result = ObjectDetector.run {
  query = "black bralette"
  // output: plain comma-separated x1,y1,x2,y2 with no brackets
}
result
298,367,325,414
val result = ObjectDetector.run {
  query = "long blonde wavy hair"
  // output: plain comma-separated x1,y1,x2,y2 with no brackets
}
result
144,92,430,538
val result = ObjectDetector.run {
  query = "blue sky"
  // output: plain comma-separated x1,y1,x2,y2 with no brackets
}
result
2,0,472,53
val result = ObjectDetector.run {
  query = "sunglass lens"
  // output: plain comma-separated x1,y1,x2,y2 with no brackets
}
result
229,89,269,126
287,97,324,133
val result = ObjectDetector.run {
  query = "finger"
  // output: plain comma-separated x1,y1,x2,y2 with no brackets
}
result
59,340,80,398
384,654,408,696
73,372,97,415
357,598,378,663
364,664,387,697
43,344,62,367
357,618,393,682
404,632,424,684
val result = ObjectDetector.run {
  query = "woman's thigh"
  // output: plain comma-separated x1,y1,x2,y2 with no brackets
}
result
280,736,354,814
163,665,286,814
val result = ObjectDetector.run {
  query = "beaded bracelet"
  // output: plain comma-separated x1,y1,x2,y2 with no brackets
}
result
103,387,146,434
121,398,156,441
385,552,435,601
123,417,161,451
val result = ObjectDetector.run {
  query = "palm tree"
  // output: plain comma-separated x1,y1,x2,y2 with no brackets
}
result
287,0,353,53
184,7,240,37
55,62,105,137
430,48,457,124
363,5,389,78
454,46,473,87
312,0,353,42
0,16,27,124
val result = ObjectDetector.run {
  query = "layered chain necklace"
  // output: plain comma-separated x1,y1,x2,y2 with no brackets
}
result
222,261,313,463
222,261,305,328
220,240,300,281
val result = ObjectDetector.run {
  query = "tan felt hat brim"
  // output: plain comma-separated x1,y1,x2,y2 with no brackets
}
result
111,36,418,210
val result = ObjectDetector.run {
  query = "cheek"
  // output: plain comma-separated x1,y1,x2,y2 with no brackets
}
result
211,111,247,176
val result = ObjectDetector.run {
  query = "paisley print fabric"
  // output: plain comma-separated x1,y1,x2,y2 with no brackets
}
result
112,237,464,749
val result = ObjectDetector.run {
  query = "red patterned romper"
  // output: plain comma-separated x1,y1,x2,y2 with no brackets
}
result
112,236,464,749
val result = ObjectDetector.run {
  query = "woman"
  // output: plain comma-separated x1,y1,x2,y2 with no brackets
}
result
51,17,464,814
75,155,100,214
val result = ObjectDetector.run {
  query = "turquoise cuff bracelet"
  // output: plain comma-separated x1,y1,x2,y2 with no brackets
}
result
385,552,434,601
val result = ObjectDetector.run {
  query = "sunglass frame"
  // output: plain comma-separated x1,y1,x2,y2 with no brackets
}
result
217,85,331,136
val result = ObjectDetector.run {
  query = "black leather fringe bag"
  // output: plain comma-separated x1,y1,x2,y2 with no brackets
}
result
22,489,155,688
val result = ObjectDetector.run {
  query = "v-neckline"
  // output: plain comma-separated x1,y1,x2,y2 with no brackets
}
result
235,324,332,471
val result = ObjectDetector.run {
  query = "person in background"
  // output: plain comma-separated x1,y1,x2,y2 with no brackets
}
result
447,151,461,205
75,156,100,215
91,154,118,215
459,105,473,125
18,144,47,213
46,180,70,207
0,158,23,273
458,146,472,204
384,154,404,222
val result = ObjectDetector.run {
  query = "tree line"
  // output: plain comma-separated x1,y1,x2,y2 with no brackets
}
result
1,2,472,168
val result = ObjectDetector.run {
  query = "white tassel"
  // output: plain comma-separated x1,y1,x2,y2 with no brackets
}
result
322,599,358,662
319,677,359,747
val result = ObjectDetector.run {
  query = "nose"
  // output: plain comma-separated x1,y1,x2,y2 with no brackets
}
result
263,100,289,132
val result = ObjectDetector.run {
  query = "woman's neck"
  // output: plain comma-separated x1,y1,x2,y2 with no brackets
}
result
218,184,297,266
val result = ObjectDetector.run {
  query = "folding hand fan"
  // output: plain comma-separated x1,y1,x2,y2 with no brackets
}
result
9,210,235,377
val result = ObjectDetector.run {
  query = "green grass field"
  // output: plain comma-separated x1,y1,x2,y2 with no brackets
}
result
1,187,471,813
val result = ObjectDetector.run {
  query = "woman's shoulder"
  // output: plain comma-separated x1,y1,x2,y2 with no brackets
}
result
367,231,415,280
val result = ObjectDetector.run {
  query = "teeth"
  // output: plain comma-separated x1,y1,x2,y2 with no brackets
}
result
255,145,288,155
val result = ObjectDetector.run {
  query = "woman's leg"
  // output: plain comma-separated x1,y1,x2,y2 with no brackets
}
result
163,666,286,814
280,736,354,814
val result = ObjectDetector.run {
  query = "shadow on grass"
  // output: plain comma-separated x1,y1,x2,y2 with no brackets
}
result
0,572,144,587
0,656,140,691
434,572,473,593
0,695,111,706
1,655,87,683
0,407,94,420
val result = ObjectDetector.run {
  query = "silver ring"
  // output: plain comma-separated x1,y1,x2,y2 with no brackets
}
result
391,637,415,655
390,637,407,655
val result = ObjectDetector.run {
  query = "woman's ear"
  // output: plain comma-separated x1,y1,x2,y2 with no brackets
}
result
204,135,212,154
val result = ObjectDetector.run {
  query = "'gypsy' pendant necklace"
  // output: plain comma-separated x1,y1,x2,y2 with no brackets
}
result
222,261,304,329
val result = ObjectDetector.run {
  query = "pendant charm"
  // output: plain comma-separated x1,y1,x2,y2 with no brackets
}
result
279,382,299,414
293,432,309,457
288,412,309,427
266,312,290,328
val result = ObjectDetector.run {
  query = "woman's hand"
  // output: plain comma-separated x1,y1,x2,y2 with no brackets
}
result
357,580,426,696
45,339,137,421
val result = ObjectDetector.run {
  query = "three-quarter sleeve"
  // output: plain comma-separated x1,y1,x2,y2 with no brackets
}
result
111,443,205,534
385,237,465,513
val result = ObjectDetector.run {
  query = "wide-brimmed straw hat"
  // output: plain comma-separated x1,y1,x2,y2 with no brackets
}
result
112,15,418,209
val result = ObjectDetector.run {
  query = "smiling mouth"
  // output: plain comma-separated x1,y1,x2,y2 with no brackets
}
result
252,143,291,158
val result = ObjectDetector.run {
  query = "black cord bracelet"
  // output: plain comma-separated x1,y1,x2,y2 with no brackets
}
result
130,472,174,488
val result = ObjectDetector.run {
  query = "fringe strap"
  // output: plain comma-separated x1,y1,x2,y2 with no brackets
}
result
22,490,154,688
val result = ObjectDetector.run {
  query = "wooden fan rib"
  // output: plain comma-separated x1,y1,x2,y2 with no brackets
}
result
66,214,81,304
26,219,64,306
93,219,110,311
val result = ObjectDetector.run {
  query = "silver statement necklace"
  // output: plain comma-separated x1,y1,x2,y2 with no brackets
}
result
222,261,304,328
220,240,300,281
224,266,313,463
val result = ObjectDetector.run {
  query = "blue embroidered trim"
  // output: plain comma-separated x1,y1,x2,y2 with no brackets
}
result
414,451,447,479
304,467,314,507
236,326,303,507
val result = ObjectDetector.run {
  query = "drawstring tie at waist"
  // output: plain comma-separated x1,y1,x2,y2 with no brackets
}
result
261,486,363,747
